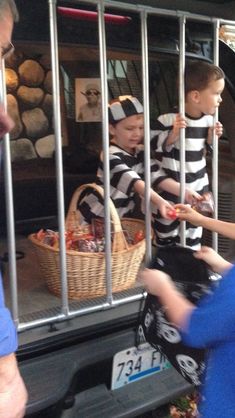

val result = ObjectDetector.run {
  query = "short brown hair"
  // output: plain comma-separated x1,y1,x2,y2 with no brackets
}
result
0,0,19,22
185,61,225,95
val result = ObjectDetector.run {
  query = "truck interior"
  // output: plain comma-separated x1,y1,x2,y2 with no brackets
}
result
2,0,235,416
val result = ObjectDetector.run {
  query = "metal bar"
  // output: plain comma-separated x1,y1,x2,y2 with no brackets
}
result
212,19,220,252
60,0,219,22
18,291,144,332
179,15,186,246
219,19,235,26
0,60,19,326
141,9,152,262
97,0,113,303
11,0,235,334
48,0,69,315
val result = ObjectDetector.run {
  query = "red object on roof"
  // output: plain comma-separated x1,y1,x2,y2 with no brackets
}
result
57,7,131,24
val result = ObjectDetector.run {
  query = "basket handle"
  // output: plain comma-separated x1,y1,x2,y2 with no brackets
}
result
65,183,129,251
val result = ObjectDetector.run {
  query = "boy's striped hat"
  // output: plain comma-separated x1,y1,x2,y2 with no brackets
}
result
108,96,143,124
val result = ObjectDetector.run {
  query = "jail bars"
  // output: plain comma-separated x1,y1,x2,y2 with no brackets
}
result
3,0,235,331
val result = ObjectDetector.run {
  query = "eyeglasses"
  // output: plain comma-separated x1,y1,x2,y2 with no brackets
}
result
86,90,100,96
1,42,14,60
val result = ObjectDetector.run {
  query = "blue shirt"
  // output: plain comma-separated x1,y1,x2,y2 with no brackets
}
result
0,272,18,356
0,143,18,355
182,264,235,418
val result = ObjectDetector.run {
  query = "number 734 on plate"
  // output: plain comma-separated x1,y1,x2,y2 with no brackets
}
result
111,342,171,390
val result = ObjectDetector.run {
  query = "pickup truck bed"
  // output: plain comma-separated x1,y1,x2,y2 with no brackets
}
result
20,328,192,418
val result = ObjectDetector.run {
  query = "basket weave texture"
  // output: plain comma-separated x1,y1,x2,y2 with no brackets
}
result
28,183,146,300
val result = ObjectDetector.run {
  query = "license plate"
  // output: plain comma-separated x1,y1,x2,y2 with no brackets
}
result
111,342,171,390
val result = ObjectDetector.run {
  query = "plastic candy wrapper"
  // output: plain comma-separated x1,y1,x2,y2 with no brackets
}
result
92,218,106,239
35,228,101,252
192,191,215,216
34,221,144,252
77,238,105,253
92,217,142,245
168,208,180,220
168,192,215,220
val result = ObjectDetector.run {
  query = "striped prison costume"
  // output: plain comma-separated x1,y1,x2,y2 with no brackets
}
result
151,111,212,250
78,142,167,224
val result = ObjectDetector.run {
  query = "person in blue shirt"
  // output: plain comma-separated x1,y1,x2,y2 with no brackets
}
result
140,248,234,418
0,1,28,418
139,200,235,417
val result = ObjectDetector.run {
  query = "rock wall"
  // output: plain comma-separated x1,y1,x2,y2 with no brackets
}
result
5,49,56,161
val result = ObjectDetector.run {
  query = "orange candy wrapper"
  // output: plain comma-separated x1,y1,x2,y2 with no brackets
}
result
35,222,144,253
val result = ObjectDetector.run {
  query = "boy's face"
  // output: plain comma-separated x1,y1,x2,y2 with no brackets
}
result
109,114,144,153
196,78,225,115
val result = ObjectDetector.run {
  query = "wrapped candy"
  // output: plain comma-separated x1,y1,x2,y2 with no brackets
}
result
35,228,108,253
78,238,97,252
92,218,105,239
34,220,136,253
192,191,215,216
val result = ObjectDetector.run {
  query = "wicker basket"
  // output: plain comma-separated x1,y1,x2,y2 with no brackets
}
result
28,183,146,300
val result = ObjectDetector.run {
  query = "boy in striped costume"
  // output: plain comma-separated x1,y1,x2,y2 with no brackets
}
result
151,61,225,249
78,96,198,224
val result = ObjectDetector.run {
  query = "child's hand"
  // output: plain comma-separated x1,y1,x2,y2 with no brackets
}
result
194,246,232,274
174,203,203,226
215,121,223,138
167,113,187,145
185,188,203,205
138,268,171,296
158,198,175,219
207,121,223,144
139,268,195,328
173,113,187,132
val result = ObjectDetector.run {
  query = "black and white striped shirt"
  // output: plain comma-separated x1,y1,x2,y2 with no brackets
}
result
78,143,167,223
151,112,212,249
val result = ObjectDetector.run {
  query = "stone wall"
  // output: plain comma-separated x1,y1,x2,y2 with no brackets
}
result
5,49,55,161
5,49,143,163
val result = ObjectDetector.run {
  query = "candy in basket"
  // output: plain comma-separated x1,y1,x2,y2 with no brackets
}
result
28,183,147,300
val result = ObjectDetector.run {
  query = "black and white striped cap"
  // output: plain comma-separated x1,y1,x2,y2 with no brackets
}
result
108,96,143,124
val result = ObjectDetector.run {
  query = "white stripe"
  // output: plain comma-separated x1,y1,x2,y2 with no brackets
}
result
110,102,126,121
129,97,143,113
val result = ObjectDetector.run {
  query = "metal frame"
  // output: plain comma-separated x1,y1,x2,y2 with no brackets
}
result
2,0,235,332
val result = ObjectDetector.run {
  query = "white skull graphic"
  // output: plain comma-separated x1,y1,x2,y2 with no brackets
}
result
176,354,201,385
157,311,181,343
138,325,146,343
144,310,154,328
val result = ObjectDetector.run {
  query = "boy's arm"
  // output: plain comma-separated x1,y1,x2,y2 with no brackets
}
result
140,268,194,330
158,177,202,204
151,113,186,153
133,179,174,219
194,246,232,274
164,113,187,147
107,152,174,218
176,203,235,240
0,353,28,418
